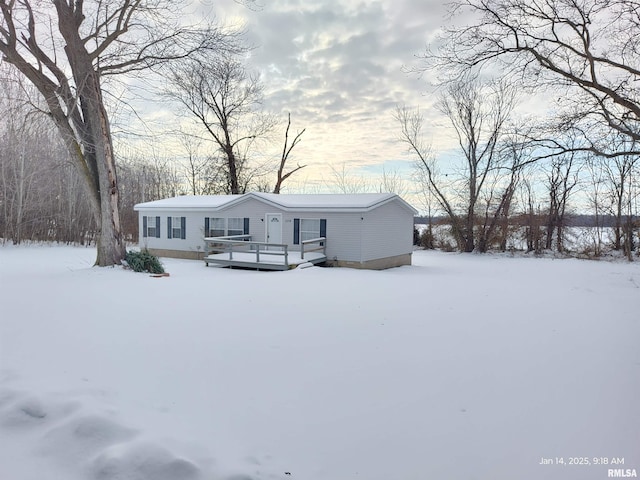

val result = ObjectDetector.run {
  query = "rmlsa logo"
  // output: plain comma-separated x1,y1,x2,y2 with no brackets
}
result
608,469,637,478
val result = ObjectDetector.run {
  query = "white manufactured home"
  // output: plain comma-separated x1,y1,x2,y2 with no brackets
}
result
133,192,417,270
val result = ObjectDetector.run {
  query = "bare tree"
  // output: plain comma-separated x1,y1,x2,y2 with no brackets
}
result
476,138,526,252
545,152,580,252
117,151,186,241
520,174,544,253
166,54,276,194
379,166,411,197
413,179,438,249
51,161,97,245
0,114,53,244
398,79,516,252
0,0,230,265
601,140,638,258
0,66,97,245
273,113,306,193
443,79,516,251
430,0,640,157
397,106,462,244
584,154,607,256
327,164,374,194
178,133,212,196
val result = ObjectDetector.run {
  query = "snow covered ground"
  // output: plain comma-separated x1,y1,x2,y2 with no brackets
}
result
1,245,639,480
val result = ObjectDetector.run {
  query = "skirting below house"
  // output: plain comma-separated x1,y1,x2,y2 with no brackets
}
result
326,253,412,270
146,248,205,260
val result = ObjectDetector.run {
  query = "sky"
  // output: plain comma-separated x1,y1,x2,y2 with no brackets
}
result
127,0,454,196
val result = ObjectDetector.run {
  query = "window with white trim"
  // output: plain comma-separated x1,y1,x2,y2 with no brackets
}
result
206,217,248,237
167,216,185,239
227,217,244,236
172,216,182,239
145,215,158,238
208,218,225,237
300,219,321,242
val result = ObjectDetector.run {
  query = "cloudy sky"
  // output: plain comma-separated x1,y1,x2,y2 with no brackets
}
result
170,0,453,193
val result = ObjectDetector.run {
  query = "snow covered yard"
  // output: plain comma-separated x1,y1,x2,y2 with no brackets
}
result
0,245,639,480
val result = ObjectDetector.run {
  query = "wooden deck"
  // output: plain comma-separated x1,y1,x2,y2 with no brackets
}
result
203,235,327,271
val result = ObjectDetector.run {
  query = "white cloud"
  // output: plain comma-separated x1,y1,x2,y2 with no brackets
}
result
226,1,450,180
124,0,455,193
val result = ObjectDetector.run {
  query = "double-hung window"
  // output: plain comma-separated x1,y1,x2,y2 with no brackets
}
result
300,219,321,242
207,218,225,237
227,217,244,237
167,216,186,239
143,216,160,238
293,218,326,244
172,217,182,238
205,217,249,237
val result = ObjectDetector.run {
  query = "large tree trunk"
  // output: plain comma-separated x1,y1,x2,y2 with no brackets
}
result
91,80,126,266
225,144,240,194
57,4,125,266
464,191,476,252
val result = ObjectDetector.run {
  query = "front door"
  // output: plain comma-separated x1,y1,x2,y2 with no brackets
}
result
265,213,282,247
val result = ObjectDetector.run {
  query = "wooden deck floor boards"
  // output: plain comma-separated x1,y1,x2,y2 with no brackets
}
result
203,251,326,270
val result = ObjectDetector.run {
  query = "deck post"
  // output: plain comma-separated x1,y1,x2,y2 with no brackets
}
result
256,243,260,262
284,245,289,268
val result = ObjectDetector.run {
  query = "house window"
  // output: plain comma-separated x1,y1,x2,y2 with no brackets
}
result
146,217,156,238
206,217,248,237
300,219,321,242
294,218,326,244
167,216,186,239
227,217,244,236
208,218,225,237
172,217,182,238
144,215,160,238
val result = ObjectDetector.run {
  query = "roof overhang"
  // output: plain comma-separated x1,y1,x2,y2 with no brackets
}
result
134,192,418,215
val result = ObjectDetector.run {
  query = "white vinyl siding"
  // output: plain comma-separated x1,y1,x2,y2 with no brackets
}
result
360,201,413,261
304,213,359,262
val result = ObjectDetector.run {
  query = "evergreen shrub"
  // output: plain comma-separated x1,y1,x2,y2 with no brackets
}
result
125,249,164,274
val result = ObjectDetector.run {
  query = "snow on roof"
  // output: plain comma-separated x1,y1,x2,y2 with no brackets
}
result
134,195,235,211
249,192,402,210
134,192,418,213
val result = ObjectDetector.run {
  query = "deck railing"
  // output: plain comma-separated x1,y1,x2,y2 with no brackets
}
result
204,235,291,266
301,237,327,259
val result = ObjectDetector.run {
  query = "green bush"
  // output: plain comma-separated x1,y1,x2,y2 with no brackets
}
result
125,249,164,274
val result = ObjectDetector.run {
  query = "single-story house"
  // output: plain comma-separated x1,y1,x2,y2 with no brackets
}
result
133,192,418,269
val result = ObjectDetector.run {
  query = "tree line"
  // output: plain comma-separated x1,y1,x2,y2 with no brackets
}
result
1,0,638,261
0,0,306,259
400,0,639,259
400,79,638,259
0,63,306,245
0,0,311,265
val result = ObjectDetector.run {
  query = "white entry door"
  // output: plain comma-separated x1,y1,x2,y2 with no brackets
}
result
265,213,282,246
